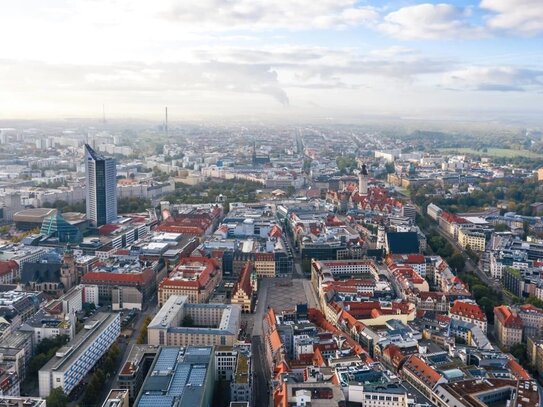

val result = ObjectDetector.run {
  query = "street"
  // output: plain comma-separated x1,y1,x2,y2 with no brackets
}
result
252,335,272,407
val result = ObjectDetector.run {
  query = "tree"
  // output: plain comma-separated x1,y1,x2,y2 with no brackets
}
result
182,315,194,327
448,253,466,273
510,343,528,365
46,387,68,407
494,223,511,232
525,296,543,308
28,353,49,376
137,316,153,344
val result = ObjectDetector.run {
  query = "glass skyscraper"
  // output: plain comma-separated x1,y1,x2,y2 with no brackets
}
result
85,144,117,226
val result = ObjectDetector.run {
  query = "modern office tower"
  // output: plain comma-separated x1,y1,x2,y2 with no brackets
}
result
85,144,117,226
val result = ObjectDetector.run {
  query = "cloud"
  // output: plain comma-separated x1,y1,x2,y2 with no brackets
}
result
379,3,484,39
481,0,543,36
162,0,378,30
443,66,543,91
0,59,290,106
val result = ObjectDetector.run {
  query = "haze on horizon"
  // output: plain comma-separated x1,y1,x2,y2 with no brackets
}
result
1,0,542,124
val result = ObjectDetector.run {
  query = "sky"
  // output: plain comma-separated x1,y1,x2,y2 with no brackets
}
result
1,0,542,122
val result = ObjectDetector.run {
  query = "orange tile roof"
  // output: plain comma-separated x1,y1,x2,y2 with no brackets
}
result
450,300,487,322
506,355,531,379
494,305,523,329
233,262,253,298
270,329,283,353
403,355,443,388
313,347,326,367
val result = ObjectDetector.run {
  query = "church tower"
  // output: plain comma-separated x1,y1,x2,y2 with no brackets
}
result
358,163,368,196
60,246,77,291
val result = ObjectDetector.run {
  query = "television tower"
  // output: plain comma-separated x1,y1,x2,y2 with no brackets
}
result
102,104,106,124
165,106,168,137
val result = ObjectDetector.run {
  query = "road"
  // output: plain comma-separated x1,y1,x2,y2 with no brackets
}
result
432,223,503,293
111,299,159,390
408,198,504,295
252,335,272,407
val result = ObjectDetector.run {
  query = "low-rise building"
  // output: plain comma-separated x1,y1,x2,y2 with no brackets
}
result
147,295,240,347
102,389,130,407
134,346,215,407
230,263,254,313
158,257,222,305
0,397,46,407
348,383,410,407
449,300,487,334
38,312,120,397
401,355,447,399
117,345,158,403
494,305,523,350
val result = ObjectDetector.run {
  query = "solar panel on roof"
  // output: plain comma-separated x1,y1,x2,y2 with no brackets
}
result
167,365,190,396
138,395,174,407
153,348,180,372
187,366,207,386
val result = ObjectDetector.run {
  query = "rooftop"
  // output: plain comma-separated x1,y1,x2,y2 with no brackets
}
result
39,313,119,373
136,346,213,407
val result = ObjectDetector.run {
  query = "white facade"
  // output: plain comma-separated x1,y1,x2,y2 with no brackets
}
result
38,313,120,397
348,384,409,407
82,285,99,306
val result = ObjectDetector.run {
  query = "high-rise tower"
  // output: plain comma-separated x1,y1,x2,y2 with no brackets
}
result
85,144,117,226
165,106,168,136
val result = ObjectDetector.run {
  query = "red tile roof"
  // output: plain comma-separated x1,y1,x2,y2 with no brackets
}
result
81,268,154,285
450,300,487,322
233,262,253,298
268,225,282,238
0,260,18,277
494,305,523,329
98,224,121,235
506,355,531,379
403,355,443,388
160,257,219,290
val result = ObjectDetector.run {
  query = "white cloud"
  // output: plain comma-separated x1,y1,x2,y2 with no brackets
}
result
0,59,290,105
443,66,543,91
162,0,378,30
379,3,484,39
481,0,543,36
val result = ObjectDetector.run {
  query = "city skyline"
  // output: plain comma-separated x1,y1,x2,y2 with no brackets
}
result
0,1,542,123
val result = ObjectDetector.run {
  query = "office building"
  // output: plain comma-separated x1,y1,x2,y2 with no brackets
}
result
158,257,222,305
134,346,215,407
38,312,120,397
102,389,130,407
85,144,117,226
148,295,240,347
117,345,158,402
0,397,46,407
494,305,523,350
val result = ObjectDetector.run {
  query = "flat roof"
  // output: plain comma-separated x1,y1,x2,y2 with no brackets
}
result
136,346,213,407
40,312,119,372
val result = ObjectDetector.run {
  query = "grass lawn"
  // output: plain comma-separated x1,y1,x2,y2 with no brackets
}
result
437,147,543,159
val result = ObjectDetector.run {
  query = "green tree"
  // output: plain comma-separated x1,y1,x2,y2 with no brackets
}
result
448,253,466,273
28,353,50,376
182,315,194,327
510,343,528,365
525,296,543,308
46,387,68,407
